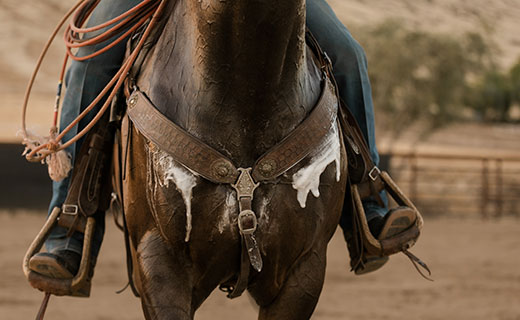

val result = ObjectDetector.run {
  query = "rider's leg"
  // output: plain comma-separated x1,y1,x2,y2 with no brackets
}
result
30,0,144,278
306,0,414,273
306,0,387,225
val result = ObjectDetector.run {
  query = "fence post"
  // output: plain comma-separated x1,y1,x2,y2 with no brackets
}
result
409,154,418,202
495,159,503,217
481,159,489,218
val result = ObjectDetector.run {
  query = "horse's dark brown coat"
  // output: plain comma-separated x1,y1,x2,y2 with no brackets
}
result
122,1,348,319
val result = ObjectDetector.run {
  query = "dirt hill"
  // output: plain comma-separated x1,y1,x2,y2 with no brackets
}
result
3,0,520,93
1,0,520,144
329,0,520,68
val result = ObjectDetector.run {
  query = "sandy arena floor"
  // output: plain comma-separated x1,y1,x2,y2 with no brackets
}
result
1,211,519,320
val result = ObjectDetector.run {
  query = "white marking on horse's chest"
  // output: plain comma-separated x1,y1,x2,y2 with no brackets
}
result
292,123,341,208
153,149,199,242
258,197,270,224
218,192,236,234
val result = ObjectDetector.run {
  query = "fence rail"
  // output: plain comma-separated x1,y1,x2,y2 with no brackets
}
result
383,148,520,218
2,142,520,217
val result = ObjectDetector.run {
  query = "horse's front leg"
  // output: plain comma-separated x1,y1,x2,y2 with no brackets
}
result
257,245,328,320
135,228,194,320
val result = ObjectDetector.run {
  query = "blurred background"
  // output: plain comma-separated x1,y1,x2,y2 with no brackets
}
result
1,0,519,319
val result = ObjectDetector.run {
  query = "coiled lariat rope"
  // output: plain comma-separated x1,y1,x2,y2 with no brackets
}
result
21,0,166,181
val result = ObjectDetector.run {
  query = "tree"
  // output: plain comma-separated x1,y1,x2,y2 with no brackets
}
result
510,59,520,106
466,70,512,122
358,21,495,133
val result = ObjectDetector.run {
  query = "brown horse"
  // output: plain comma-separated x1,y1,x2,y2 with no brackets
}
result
120,1,347,318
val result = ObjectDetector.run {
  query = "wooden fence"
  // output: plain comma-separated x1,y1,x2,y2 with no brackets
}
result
384,148,520,218
2,142,520,218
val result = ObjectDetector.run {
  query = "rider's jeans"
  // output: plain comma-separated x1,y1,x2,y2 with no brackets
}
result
306,0,388,221
45,0,143,256
46,0,387,256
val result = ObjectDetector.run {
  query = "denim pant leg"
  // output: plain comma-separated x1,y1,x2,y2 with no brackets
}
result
306,0,387,219
46,0,144,256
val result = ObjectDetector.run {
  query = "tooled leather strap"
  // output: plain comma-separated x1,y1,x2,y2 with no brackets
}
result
251,79,338,181
126,91,239,184
126,77,337,184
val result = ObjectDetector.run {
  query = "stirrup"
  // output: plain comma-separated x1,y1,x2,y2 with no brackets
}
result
352,171,424,256
22,207,95,297
352,171,431,279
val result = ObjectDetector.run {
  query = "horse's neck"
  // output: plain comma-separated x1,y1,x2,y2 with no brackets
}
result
142,1,321,165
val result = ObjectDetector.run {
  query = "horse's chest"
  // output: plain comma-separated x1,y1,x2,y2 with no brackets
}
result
144,121,342,243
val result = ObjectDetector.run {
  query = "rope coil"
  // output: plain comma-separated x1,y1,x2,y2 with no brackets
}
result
21,0,166,173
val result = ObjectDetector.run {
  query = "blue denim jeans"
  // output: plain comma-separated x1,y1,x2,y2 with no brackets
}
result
306,0,387,221
45,0,143,256
46,0,387,256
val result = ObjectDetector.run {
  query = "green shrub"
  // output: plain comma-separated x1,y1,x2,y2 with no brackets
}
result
465,70,512,122
510,59,520,105
356,20,507,132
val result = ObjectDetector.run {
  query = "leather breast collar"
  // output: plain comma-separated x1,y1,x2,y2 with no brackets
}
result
126,75,338,184
126,72,338,298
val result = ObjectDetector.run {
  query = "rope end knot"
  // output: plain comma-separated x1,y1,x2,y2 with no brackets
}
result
47,140,60,152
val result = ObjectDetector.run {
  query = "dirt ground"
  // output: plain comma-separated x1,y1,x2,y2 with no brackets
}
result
1,211,519,320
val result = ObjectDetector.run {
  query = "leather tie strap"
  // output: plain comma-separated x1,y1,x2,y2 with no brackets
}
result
36,293,51,320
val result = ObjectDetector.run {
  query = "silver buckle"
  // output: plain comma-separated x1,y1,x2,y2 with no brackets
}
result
62,204,78,216
237,210,257,235
368,166,381,181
